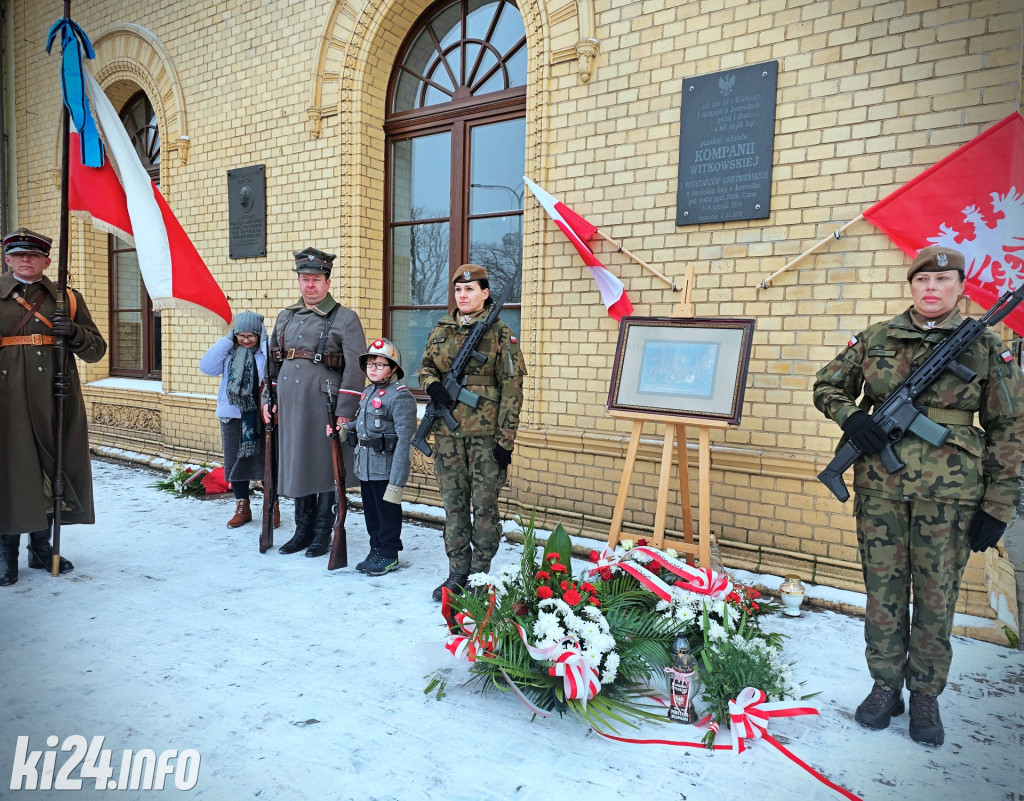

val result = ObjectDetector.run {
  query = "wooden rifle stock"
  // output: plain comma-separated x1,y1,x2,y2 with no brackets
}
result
260,400,277,553
323,379,348,570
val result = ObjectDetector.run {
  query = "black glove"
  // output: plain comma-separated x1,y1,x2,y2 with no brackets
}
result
426,382,448,407
968,511,1006,553
840,411,886,455
51,310,77,340
492,444,513,469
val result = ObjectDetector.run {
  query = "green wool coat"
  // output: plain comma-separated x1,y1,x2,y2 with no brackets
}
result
0,272,107,535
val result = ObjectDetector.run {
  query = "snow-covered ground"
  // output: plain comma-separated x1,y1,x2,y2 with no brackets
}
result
2,459,1022,801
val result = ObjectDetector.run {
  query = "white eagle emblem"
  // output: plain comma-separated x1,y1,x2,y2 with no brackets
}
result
928,186,1024,292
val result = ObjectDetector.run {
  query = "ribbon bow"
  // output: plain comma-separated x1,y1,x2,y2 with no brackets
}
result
444,611,496,663
46,17,104,168
547,644,601,706
728,686,819,754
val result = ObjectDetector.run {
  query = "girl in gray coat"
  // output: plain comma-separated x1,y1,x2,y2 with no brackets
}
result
199,311,270,528
344,339,417,576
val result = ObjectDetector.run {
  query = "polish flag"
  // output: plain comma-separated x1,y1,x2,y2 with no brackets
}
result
68,68,231,324
524,176,634,320
863,112,1024,334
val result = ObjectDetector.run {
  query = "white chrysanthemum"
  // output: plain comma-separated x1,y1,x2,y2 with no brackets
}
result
601,651,620,684
705,620,728,642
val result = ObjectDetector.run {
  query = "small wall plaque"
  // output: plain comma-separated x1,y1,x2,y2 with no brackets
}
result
228,165,266,258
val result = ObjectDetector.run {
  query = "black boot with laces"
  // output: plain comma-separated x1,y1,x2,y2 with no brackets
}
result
854,683,904,730
909,690,944,746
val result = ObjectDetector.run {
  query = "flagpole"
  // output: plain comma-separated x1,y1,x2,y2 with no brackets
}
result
594,231,681,291
757,214,864,290
50,0,73,576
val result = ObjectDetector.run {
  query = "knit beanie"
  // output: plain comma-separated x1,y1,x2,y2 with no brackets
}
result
232,310,265,341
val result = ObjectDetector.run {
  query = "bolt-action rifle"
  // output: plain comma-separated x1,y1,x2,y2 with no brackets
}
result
412,281,516,457
260,360,279,553
818,282,1024,502
322,379,348,570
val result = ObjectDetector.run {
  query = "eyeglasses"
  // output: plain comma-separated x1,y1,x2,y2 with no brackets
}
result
365,361,391,370
236,333,258,341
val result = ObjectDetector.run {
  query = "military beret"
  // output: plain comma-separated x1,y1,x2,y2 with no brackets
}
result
453,263,488,285
907,245,966,280
3,227,52,256
293,246,335,275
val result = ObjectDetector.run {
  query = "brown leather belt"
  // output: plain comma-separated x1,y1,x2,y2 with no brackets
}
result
272,348,344,370
0,334,57,347
463,374,497,387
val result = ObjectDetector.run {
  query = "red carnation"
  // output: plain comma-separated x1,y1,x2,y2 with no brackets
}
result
560,580,569,590
590,598,601,607
599,567,613,581
537,586,554,599
546,553,559,562
184,468,193,474
581,582,596,593
551,563,567,573
589,550,600,562
637,538,648,546
536,570,550,580
747,588,761,599
563,589,582,605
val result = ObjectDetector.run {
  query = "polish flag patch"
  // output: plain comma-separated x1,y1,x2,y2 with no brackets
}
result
848,334,858,348
1001,350,1013,363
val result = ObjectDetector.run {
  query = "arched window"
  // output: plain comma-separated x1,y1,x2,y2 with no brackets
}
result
385,0,526,389
109,91,161,378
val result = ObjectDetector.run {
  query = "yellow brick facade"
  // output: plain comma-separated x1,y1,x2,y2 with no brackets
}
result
4,0,1023,635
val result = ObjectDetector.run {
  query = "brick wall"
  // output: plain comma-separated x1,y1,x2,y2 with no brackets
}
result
9,0,1023,632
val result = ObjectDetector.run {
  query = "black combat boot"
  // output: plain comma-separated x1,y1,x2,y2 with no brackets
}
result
0,535,19,587
854,683,904,730
305,492,336,557
26,530,74,573
279,495,317,554
432,572,469,602
908,690,944,746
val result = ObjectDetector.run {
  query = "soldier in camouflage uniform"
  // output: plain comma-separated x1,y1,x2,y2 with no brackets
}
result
419,264,527,602
813,245,1024,747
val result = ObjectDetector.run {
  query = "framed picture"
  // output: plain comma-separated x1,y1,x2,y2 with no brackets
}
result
607,317,755,425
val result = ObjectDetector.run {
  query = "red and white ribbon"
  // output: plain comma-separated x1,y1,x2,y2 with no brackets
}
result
443,611,496,663
585,546,733,602
511,624,601,706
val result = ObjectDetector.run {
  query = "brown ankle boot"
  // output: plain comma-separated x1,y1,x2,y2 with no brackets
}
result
227,498,252,528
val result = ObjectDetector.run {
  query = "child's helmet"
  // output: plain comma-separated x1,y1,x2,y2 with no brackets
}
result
359,338,403,379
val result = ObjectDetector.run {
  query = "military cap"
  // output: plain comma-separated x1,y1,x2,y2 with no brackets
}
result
293,246,336,275
452,263,488,285
3,227,52,256
907,245,966,281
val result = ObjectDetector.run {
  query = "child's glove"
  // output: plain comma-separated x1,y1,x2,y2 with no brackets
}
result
383,484,404,505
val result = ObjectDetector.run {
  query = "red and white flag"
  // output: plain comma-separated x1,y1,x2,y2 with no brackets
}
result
524,176,634,321
69,68,231,324
863,112,1024,333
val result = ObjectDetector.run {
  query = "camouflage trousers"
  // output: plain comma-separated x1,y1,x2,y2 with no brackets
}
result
433,434,506,575
854,494,973,696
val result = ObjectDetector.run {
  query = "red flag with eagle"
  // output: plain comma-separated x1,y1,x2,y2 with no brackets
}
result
863,112,1024,334
524,176,634,321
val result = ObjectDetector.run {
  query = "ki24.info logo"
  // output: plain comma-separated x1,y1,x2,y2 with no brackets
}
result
10,736,200,792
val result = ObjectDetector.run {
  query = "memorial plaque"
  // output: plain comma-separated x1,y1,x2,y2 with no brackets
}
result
228,164,266,258
676,61,778,226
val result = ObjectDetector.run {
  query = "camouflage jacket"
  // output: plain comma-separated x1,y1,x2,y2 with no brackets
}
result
418,309,527,450
813,306,1024,522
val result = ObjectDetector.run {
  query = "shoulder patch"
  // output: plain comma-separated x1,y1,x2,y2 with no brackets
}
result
510,335,518,344
847,334,858,348
1001,350,1013,363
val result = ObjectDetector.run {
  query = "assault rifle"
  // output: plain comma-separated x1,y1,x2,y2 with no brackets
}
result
260,360,278,553
819,283,1024,502
322,379,348,570
411,281,516,457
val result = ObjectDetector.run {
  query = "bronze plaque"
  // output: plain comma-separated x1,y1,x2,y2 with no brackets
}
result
676,62,778,225
228,165,266,258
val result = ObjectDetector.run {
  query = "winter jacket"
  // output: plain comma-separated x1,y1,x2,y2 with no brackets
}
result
198,336,268,419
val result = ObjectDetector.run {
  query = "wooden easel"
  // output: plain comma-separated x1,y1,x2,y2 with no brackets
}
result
606,266,728,567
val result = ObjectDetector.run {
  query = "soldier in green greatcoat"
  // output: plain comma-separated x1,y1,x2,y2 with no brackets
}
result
419,264,526,602
1,228,107,586
813,245,1024,747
